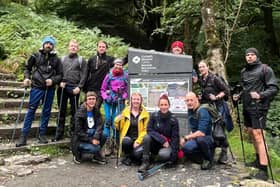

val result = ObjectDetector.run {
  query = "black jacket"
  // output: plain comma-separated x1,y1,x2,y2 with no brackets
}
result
241,61,278,111
83,53,114,92
147,111,179,162
199,73,230,106
24,50,62,89
71,104,103,157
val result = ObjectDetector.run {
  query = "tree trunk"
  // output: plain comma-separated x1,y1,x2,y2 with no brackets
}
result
200,0,227,80
261,0,280,57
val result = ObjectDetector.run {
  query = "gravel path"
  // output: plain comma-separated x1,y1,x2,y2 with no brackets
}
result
3,154,246,187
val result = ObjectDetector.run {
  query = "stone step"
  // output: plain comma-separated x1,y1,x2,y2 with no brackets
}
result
0,73,16,81
0,80,24,88
0,108,58,125
0,98,29,109
0,122,58,140
0,87,29,98
0,137,70,153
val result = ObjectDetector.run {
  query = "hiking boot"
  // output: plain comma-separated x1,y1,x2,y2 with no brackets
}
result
51,135,63,142
73,156,81,164
92,152,107,165
15,135,27,147
251,169,268,181
38,135,48,144
121,156,132,166
104,139,113,156
201,159,213,170
138,156,150,172
245,159,260,168
218,150,228,164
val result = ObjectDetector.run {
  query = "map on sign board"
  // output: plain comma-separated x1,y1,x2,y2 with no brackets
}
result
130,78,190,113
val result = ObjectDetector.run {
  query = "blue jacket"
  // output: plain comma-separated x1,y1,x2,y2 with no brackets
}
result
188,107,212,136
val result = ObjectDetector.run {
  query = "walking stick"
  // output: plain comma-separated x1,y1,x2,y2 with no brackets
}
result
254,101,274,184
54,87,64,139
36,87,49,139
11,87,27,143
235,99,246,165
115,95,122,168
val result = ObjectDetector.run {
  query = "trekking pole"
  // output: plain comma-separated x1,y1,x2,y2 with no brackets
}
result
54,87,64,137
11,87,27,143
115,95,122,168
235,98,246,165
254,100,274,184
36,87,49,139
227,140,236,164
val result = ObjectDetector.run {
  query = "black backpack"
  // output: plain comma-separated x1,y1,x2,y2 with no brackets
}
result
197,103,226,147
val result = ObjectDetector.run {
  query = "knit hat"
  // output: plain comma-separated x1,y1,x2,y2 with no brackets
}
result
171,41,184,50
42,36,56,46
113,58,124,65
245,47,259,57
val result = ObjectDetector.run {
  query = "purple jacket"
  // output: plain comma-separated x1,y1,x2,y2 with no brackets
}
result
101,70,128,102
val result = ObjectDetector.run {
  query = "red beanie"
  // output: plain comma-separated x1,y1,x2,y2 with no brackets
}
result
171,41,184,50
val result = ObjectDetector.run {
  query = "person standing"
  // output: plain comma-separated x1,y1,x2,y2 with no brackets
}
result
71,91,107,164
114,92,149,166
52,39,87,141
181,92,215,170
233,48,278,180
138,94,179,172
197,60,233,164
16,36,62,147
170,40,198,83
101,58,128,156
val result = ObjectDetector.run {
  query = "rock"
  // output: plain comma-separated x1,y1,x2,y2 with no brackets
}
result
0,158,5,166
16,168,33,177
239,179,277,187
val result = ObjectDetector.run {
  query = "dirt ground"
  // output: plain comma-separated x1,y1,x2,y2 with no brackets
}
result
3,153,244,187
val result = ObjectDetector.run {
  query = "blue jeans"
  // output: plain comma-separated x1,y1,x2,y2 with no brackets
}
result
182,136,214,161
79,129,106,154
103,100,124,138
22,88,55,136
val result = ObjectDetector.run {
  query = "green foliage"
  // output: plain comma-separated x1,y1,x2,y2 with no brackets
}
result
228,130,280,181
30,145,69,158
0,3,128,79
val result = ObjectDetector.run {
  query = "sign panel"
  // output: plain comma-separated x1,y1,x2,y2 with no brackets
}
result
130,77,190,113
128,47,192,74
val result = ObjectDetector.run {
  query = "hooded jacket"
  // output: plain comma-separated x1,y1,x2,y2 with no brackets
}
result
24,50,62,89
147,111,179,162
241,60,278,111
71,103,103,157
114,106,149,145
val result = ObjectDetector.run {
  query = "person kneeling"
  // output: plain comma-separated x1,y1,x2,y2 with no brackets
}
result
138,94,179,172
181,92,214,170
114,92,149,166
71,91,107,164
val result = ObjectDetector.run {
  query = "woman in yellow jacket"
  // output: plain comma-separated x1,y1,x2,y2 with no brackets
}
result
114,92,149,166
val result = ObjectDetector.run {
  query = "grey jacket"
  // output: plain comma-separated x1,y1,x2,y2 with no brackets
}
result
61,54,87,89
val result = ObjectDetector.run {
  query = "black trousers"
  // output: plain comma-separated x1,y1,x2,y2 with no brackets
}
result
56,86,79,138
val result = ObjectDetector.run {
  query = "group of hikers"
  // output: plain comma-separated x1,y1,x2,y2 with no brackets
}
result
15,36,278,181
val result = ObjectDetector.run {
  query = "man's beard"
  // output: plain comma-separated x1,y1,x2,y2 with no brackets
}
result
44,46,53,53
